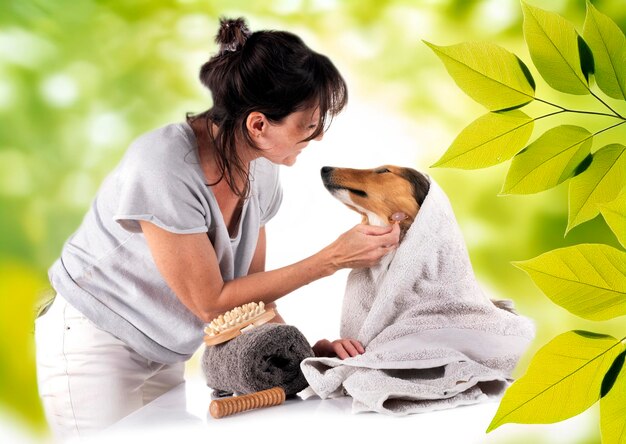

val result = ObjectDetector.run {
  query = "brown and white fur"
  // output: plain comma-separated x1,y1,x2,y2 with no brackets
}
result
321,165,430,283
321,165,430,239
321,164,516,313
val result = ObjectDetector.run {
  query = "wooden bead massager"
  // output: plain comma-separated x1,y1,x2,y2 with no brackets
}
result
204,301,286,419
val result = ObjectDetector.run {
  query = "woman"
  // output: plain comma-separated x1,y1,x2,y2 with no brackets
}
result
35,17,400,439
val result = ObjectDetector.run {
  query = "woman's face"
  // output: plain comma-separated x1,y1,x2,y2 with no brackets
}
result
254,107,323,166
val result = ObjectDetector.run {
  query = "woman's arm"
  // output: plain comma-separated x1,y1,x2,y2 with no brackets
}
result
247,227,285,324
139,220,400,323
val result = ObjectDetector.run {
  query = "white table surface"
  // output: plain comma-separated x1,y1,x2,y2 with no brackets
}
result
79,374,596,444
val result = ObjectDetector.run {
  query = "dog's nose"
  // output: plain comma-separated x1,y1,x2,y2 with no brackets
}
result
321,166,334,176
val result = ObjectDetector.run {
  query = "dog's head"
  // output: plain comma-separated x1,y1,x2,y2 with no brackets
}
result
321,165,430,238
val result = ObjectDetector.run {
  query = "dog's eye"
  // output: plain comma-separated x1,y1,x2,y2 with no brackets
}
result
376,168,390,174
348,188,368,198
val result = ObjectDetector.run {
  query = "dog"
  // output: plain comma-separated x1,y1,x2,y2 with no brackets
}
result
321,164,515,311
303,165,531,406
320,165,430,241
310,165,432,359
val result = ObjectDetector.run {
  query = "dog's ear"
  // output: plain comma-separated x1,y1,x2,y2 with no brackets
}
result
399,168,430,206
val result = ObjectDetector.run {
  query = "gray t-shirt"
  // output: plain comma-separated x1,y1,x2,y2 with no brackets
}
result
48,122,283,364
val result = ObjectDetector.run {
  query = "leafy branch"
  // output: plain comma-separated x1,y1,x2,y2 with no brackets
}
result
535,96,624,119
426,1,626,442
587,90,624,118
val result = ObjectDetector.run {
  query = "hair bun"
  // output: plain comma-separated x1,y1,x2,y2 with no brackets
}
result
216,17,252,54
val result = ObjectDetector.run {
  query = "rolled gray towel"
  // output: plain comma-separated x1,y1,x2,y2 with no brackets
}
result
201,323,314,396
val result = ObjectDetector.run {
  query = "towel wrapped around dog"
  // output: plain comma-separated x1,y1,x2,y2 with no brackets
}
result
202,323,314,396
299,176,535,415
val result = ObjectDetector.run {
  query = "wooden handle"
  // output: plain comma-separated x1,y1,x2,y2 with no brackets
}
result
209,387,286,419
204,309,276,346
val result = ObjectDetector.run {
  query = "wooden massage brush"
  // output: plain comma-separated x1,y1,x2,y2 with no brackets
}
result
203,301,285,419
203,301,276,346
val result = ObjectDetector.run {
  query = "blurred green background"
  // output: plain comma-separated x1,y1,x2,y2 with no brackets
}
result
1,0,624,441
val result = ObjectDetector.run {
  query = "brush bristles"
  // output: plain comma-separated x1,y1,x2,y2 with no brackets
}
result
204,301,266,336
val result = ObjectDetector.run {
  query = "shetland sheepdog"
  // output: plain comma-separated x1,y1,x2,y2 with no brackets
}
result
321,164,515,314
320,165,430,241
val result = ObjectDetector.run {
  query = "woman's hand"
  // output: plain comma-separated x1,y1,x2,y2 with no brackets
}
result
324,223,401,270
312,338,365,360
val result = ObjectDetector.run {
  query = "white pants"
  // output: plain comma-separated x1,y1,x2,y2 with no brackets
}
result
35,294,185,441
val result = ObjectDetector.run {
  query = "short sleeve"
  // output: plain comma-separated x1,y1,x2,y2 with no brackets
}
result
113,144,208,235
256,159,283,226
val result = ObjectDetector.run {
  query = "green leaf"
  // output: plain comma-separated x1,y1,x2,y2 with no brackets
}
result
583,1,626,100
431,111,534,169
568,144,626,233
601,350,626,398
600,188,626,249
424,41,535,111
578,36,596,82
522,2,591,95
487,331,624,432
501,125,592,195
0,263,48,431
513,244,626,321
601,352,626,444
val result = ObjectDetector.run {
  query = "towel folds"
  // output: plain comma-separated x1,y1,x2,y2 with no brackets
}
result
299,176,535,415
202,323,314,396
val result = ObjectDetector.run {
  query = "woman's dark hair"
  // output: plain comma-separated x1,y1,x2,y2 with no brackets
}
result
187,17,348,197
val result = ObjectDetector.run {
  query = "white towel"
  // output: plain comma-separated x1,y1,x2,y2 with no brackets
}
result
299,177,535,416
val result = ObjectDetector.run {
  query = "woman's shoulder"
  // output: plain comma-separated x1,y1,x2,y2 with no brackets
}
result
251,157,279,186
122,122,196,169
251,158,282,221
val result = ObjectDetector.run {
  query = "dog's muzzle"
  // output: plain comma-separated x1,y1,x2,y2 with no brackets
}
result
321,166,336,191
320,166,367,198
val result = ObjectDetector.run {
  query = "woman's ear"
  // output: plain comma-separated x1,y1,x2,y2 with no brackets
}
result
246,112,267,139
